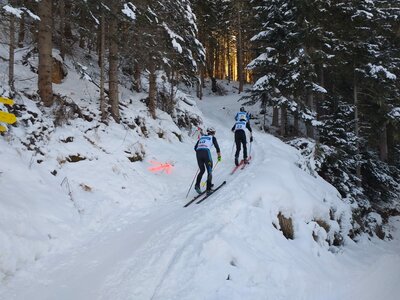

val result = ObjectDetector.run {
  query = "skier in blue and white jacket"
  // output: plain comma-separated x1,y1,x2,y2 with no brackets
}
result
234,106,250,122
194,127,221,195
232,114,252,166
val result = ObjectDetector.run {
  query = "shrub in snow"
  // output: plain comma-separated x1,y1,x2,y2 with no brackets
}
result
277,212,294,240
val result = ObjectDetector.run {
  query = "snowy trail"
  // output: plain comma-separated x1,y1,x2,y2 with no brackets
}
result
1,203,178,300
0,94,248,299
1,93,400,300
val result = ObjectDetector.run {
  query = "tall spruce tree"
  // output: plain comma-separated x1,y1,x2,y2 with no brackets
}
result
247,0,319,136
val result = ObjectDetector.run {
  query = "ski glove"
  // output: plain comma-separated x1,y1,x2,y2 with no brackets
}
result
217,155,222,162
250,136,253,143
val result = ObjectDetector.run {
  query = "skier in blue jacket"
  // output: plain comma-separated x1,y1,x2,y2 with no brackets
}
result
235,106,250,122
194,127,221,195
232,115,253,166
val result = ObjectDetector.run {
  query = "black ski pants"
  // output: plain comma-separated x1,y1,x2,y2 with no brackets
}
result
234,130,248,160
195,149,213,191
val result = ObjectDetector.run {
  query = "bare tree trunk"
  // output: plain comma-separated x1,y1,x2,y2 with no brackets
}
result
9,14,16,93
148,54,157,119
201,65,205,88
272,107,279,127
59,0,66,60
280,107,287,137
198,30,206,91
387,124,395,164
196,75,203,100
197,64,205,99
318,65,325,116
353,77,361,186
133,62,142,92
64,1,73,40
215,40,220,79
236,2,244,93
211,77,217,93
38,0,53,107
261,94,267,131
314,65,325,142
226,34,231,83
294,114,299,136
17,13,25,48
99,11,106,121
108,3,119,123
168,69,176,115
379,123,388,162
306,93,315,139
206,42,215,79
221,36,226,79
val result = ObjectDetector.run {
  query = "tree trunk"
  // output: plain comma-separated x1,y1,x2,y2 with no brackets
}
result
168,69,175,115
318,64,325,116
272,107,279,127
306,93,315,139
206,41,215,79
261,94,267,131
280,107,287,137
215,40,220,79
226,34,231,83
99,11,106,121
236,2,244,93
38,0,53,107
387,123,395,164
196,75,203,100
201,65,205,88
9,14,15,93
17,13,25,48
59,0,66,60
108,3,119,123
211,77,217,93
294,114,299,136
64,1,73,40
148,55,157,119
379,123,388,162
353,77,361,186
133,62,142,92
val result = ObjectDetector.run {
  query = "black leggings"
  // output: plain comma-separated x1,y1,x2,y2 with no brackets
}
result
234,130,247,159
195,150,213,190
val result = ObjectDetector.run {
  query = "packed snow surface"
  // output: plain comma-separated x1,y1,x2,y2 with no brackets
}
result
1,88,399,299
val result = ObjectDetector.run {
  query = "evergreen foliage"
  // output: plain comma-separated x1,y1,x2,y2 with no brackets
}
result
248,0,400,213
318,98,364,205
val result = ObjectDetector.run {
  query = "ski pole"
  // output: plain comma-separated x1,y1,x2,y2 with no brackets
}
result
249,137,253,157
230,140,235,157
186,168,199,198
213,160,220,171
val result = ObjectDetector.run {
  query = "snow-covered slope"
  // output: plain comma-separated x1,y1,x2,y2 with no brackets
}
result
1,45,400,299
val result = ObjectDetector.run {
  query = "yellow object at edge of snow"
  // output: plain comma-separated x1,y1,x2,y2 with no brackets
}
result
0,97,14,106
0,111,17,124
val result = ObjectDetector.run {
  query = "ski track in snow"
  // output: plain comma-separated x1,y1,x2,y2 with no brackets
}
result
1,94,400,300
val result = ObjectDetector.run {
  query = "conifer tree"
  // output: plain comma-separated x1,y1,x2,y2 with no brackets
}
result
37,0,53,107
247,0,317,136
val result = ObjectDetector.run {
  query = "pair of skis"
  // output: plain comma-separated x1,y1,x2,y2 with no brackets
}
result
184,156,252,207
230,155,252,175
184,181,227,207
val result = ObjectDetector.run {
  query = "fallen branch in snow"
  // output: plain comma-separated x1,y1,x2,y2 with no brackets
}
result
61,177,83,215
